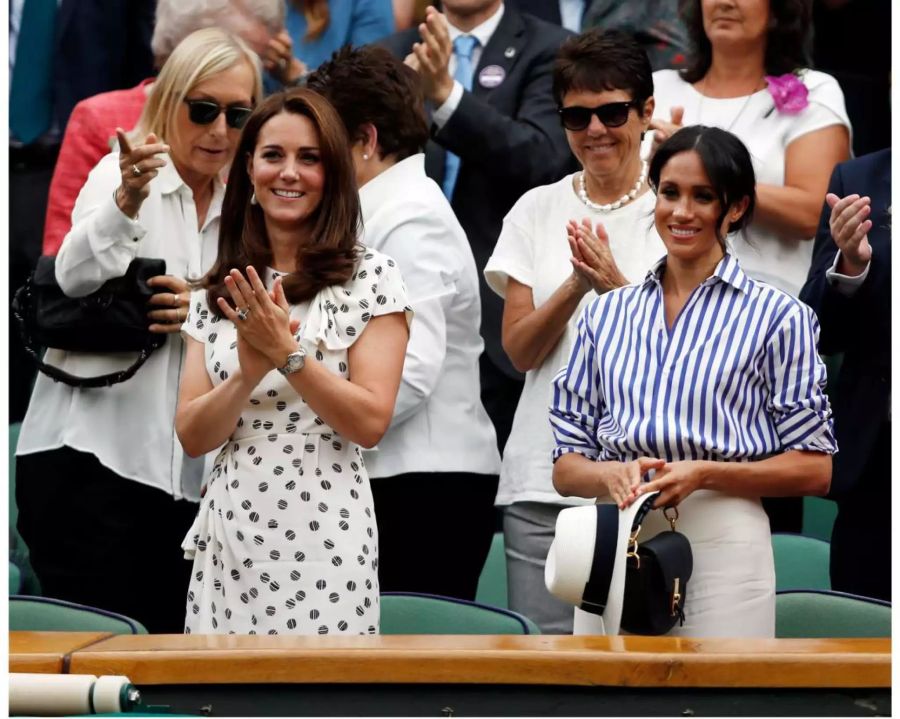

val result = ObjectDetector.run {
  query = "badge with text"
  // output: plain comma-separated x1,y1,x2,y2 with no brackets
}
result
478,65,506,89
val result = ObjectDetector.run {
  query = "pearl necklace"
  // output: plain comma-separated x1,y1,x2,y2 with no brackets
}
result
577,160,648,212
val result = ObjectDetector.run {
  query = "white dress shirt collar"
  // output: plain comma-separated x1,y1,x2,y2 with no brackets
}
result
359,154,426,215
446,2,505,49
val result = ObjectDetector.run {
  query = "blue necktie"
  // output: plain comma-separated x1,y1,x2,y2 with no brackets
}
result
9,0,58,145
441,34,478,200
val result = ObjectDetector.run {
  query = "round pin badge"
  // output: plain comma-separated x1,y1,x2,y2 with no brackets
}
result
478,64,506,89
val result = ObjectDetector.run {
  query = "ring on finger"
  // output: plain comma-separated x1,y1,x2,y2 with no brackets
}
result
236,307,250,321
131,164,142,177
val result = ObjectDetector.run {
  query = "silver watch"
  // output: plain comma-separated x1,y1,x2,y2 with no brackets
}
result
277,346,306,376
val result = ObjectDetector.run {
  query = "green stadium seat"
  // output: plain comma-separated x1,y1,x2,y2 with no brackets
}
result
802,496,838,542
475,531,508,608
380,592,540,634
10,595,148,634
772,532,831,592
9,422,40,596
775,590,890,638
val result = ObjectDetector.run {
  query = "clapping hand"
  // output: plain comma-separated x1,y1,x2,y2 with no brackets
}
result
217,267,301,386
648,106,684,157
404,6,454,106
567,218,628,294
262,29,307,85
826,193,873,276
114,128,169,218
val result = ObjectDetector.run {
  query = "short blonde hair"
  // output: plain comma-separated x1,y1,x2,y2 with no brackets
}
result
133,27,262,145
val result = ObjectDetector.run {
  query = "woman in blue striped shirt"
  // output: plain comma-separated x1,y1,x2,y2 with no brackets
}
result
550,126,836,637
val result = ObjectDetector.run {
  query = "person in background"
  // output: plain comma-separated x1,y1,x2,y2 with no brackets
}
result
508,0,690,70
10,0,156,422
285,0,395,71
799,149,891,602
391,0,431,30
381,0,574,454
16,29,262,634
648,0,851,532
42,0,291,259
308,45,502,600
175,88,411,634
483,30,664,633
551,126,835,637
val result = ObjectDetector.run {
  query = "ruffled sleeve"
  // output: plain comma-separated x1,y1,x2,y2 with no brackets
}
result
182,289,212,344
299,247,413,351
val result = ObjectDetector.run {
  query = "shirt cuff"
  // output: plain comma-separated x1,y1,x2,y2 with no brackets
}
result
825,249,869,297
432,80,464,129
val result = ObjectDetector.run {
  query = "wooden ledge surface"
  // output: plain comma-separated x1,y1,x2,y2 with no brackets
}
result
9,632,113,674
8,633,886,689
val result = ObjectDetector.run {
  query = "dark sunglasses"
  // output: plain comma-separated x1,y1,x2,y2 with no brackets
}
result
184,99,253,129
558,100,642,131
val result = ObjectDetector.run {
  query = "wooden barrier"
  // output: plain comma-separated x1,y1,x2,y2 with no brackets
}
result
10,632,891,716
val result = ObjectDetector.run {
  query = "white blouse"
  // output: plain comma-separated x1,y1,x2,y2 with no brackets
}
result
358,154,501,478
16,152,223,501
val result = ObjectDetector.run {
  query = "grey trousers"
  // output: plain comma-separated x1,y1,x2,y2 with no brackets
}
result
503,502,574,634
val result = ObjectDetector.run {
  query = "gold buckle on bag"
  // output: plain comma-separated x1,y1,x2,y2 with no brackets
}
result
663,506,679,531
670,577,681,616
626,524,642,569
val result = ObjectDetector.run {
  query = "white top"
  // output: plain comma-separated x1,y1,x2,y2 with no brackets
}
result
483,173,665,506
359,154,501,478
16,151,224,502
650,69,851,297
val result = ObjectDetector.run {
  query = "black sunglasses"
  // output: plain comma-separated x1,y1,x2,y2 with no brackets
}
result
558,100,642,131
184,99,253,129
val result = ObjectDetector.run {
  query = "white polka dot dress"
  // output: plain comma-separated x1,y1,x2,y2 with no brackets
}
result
181,248,411,635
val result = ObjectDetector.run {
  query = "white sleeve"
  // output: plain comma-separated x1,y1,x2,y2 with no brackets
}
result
784,71,852,146
373,210,458,422
55,152,147,297
432,80,464,129
825,248,870,297
483,190,539,297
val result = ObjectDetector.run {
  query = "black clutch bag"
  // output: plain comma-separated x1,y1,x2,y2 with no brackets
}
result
620,505,693,635
12,256,168,388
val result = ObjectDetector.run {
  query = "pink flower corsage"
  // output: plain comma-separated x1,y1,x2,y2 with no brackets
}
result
765,73,809,115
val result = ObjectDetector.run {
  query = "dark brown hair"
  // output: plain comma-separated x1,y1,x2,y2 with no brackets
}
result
552,29,654,108
201,88,360,314
306,45,429,162
679,0,812,83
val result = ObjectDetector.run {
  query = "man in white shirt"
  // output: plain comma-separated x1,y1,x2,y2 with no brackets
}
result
381,0,574,453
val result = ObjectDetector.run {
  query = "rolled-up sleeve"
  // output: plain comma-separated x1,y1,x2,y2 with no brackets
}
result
549,303,605,462
764,303,837,454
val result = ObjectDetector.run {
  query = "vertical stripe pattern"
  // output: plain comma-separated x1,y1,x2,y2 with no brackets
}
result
550,254,836,464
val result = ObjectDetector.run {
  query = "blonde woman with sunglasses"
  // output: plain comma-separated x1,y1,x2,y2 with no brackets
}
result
15,28,261,634
483,29,665,634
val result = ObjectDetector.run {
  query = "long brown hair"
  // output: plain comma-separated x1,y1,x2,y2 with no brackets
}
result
201,88,360,315
291,0,330,40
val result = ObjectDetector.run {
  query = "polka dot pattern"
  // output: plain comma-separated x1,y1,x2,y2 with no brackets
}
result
181,248,409,635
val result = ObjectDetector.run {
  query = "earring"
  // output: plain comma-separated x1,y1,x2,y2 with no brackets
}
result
250,191,257,205
362,153,369,160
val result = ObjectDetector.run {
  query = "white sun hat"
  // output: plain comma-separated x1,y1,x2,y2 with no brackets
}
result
545,490,660,635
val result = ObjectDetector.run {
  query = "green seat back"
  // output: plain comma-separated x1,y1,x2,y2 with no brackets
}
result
776,590,891,638
9,422,40,595
772,532,831,591
475,531,508,608
802,496,838,542
380,592,540,634
10,595,148,634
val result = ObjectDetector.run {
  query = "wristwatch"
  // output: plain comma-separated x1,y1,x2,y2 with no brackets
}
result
277,346,307,376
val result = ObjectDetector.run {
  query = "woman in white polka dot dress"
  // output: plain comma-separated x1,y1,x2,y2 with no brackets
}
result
175,89,411,635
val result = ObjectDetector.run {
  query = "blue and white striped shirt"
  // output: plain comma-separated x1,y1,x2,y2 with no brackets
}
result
550,253,837,464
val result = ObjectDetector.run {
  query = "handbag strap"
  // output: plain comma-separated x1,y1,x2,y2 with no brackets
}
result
12,278,159,389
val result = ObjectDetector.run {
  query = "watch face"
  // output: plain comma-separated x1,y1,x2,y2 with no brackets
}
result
280,350,305,375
